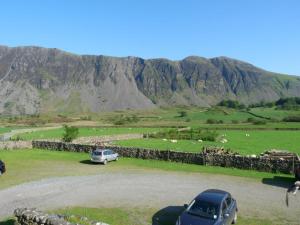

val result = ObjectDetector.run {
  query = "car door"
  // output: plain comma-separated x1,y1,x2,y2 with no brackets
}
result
225,196,235,223
221,200,231,225
107,150,113,161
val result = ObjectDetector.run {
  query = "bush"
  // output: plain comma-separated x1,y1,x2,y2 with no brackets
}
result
113,114,140,125
10,135,24,141
178,111,187,117
231,120,239,124
282,116,300,122
62,125,79,142
247,118,255,123
252,120,267,125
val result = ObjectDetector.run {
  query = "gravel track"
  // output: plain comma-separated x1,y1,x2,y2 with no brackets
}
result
0,170,299,224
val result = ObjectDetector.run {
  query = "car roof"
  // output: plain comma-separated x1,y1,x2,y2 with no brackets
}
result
195,189,229,204
94,149,111,152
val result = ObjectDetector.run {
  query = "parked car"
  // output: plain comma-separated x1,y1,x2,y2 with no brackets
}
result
0,160,6,175
90,149,118,165
176,189,238,225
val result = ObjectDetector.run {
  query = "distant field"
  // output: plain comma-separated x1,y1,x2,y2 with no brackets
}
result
12,127,165,140
0,127,12,134
98,106,300,128
115,130,300,155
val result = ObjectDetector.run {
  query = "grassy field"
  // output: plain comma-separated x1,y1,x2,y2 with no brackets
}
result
0,149,293,190
12,127,165,140
0,206,284,225
0,149,295,225
0,127,15,135
49,206,279,225
115,130,300,155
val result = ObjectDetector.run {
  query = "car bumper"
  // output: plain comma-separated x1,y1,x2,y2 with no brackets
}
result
90,158,105,163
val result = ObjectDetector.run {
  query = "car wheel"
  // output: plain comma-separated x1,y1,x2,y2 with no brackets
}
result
103,160,108,165
232,211,237,224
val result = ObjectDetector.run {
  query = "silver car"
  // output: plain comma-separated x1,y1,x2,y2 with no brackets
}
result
90,149,119,165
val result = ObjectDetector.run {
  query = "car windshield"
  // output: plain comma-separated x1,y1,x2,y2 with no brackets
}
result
93,151,102,156
187,200,219,220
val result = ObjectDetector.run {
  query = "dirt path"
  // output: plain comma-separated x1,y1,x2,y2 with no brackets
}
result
0,170,299,224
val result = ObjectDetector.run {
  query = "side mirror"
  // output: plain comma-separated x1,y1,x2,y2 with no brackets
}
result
183,204,188,209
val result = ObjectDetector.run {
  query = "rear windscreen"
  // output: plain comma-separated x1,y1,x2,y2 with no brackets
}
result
93,151,102,156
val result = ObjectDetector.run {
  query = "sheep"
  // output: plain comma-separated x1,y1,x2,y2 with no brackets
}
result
171,139,178,143
162,138,168,141
220,138,228,144
198,139,203,143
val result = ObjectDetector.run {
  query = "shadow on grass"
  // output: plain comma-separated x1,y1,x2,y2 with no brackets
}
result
152,206,184,225
0,219,15,225
262,176,296,188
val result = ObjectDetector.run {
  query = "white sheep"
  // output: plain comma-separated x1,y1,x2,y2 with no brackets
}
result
162,138,168,141
220,138,228,143
198,139,203,143
171,139,178,143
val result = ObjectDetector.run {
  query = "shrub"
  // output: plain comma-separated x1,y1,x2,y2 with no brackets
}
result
247,118,255,123
252,120,267,125
62,125,79,142
178,111,187,117
113,114,140,125
282,116,300,122
10,135,24,141
206,119,217,124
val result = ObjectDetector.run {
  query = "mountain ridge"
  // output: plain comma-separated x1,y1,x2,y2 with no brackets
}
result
0,45,299,115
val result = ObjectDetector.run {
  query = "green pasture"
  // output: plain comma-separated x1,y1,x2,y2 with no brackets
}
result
12,127,165,140
115,130,300,155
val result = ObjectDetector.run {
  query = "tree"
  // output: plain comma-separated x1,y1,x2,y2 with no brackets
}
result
178,111,187,117
62,125,79,142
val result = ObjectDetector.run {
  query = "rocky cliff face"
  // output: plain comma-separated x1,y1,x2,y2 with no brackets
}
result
0,45,299,115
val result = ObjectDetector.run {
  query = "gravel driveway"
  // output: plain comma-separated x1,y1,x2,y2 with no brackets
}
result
0,170,299,224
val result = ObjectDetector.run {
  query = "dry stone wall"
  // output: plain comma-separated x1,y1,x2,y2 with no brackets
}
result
32,141,299,174
14,208,109,225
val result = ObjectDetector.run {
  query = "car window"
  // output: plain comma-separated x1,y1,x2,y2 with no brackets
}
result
226,197,232,207
221,201,227,215
187,200,219,220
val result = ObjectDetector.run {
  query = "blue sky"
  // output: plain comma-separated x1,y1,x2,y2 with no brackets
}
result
0,0,299,75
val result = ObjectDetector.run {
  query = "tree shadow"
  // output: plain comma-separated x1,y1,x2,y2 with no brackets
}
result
262,176,296,189
0,219,15,225
152,206,184,225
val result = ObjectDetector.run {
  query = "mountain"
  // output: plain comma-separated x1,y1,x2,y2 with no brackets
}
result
0,45,299,115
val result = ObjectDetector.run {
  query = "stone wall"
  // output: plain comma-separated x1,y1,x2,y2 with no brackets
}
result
32,141,300,174
0,141,32,150
14,208,109,225
14,208,73,225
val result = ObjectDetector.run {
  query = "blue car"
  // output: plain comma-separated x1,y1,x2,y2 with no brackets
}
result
176,189,238,225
